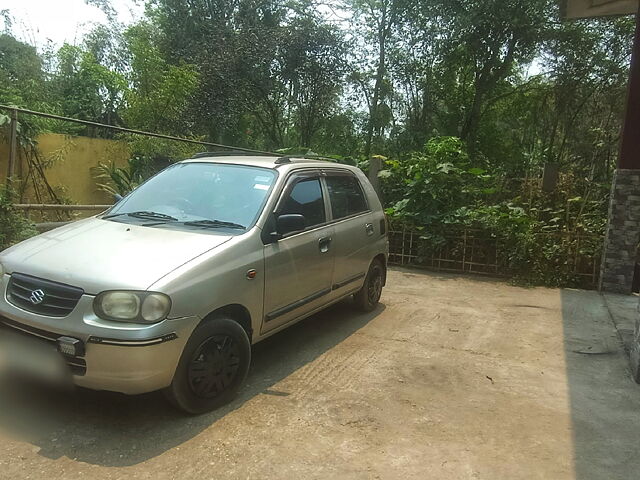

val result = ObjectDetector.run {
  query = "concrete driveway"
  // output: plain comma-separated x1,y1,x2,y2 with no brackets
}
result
1,267,639,479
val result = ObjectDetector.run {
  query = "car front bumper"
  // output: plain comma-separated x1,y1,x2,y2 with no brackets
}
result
0,275,200,395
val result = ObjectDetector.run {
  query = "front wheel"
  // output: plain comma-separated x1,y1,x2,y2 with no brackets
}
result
164,317,251,414
354,258,385,312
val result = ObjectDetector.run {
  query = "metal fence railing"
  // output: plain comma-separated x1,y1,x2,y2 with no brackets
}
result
13,204,112,211
10,204,112,232
1,104,276,180
388,223,603,288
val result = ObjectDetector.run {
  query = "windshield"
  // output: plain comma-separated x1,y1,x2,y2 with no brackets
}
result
104,163,277,231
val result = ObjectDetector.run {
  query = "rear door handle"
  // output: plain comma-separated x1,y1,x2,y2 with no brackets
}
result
365,223,374,236
319,236,332,253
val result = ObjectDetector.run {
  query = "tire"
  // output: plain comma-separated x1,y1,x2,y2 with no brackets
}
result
354,258,385,312
164,317,251,414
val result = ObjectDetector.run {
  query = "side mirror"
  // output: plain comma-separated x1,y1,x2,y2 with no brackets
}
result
275,214,306,237
113,193,123,202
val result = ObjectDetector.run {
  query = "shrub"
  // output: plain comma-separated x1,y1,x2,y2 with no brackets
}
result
381,137,606,288
93,160,144,197
0,186,38,252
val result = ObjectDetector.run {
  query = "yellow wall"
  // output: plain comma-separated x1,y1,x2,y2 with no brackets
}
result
0,133,130,205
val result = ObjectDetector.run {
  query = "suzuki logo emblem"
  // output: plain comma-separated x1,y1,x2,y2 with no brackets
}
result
29,289,45,305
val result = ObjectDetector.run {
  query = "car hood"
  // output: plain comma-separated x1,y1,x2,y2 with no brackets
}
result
0,218,232,294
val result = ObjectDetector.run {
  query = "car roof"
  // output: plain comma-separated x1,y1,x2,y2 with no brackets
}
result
179,153,360,173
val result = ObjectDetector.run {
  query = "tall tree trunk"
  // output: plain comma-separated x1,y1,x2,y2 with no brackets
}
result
364,9,388,159
299,111,314,148
460,36,518,159
460,86,484,157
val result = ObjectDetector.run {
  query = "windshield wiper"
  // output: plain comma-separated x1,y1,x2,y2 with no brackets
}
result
182,219,246,230
103,211,179,221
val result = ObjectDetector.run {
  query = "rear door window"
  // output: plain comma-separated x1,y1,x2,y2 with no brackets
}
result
326,174,369,220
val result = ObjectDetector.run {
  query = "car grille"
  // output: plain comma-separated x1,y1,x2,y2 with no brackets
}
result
7,273,84,317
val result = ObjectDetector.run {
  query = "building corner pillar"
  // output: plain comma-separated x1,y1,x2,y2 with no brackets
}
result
599,169,640,293
600,12,640,294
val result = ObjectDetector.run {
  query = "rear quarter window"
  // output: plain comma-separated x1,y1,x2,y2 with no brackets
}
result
326,174,369,220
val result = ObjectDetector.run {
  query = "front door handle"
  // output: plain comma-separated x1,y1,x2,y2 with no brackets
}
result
365,223,374,236
319,236,332,253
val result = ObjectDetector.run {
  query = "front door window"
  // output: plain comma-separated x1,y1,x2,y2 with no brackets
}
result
280,178,326,228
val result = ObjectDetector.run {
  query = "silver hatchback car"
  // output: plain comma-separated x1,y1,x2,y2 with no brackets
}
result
0,154,388,413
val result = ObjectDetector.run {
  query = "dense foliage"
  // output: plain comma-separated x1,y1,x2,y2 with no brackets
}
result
0,0,635,286
381,137,605,287
0,186,37,251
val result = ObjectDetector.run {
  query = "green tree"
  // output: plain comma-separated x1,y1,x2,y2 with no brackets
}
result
0,34,46,107
346,0,407,158
123,22,199,135
51,43,127,132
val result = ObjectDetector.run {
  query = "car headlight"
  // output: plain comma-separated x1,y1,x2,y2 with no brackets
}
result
94,291,171,324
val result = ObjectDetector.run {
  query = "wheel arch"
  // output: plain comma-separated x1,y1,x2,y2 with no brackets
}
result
201,304,253,342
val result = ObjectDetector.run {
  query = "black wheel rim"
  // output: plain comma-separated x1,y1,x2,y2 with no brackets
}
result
187,335,241,398
367,267,383,305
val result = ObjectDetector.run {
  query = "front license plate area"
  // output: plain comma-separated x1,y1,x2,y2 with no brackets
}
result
0,329,73,388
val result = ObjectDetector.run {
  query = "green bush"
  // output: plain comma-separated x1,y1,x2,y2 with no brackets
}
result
381,137,605,288
93,160,144,197
380,136,491,226
0,186,38,252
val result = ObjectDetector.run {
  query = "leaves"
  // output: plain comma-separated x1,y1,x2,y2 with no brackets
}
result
92,161,143,197
0,185,38,251
0,0,626,281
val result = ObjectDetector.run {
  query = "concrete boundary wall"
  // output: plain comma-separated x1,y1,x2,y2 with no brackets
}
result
0,133,130,206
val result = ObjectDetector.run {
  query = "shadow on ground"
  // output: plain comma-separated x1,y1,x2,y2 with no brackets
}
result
0,300,384,467
561,289,640,480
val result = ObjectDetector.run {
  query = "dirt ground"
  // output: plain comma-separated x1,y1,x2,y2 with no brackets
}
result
1,267,640,480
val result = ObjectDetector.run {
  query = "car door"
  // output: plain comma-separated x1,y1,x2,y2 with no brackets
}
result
262,171,335,334
323,170,374,298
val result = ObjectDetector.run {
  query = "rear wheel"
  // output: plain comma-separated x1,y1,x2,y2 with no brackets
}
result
354,258,384,312
164,317,251,414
